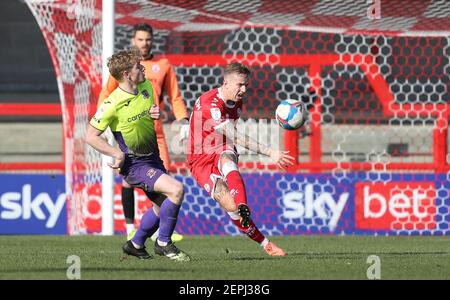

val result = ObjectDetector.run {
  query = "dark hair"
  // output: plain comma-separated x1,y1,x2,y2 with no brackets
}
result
132,23,153,37
107,48,141,81
223,62,251,79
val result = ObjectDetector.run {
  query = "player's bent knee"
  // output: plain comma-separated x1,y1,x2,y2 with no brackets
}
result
220,153,237,165
220,160,238,177
169,181,184,205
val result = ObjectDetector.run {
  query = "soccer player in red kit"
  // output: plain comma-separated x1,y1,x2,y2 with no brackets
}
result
187,62,295,256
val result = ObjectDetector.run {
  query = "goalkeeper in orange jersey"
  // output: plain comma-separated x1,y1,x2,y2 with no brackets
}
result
98,23,188,242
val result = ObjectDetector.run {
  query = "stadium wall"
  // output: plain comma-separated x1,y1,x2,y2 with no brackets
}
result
1,173,448,236
0,0,57,92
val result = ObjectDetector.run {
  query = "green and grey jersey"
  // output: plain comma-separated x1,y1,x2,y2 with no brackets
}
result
90,79,158,156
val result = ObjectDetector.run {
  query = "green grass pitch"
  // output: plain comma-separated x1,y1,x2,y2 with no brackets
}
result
0,235,449,280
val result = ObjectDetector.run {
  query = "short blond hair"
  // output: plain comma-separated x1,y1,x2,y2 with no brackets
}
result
223,62,251,79
107,48,141,81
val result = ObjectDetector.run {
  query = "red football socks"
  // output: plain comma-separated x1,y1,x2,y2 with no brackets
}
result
225,170,247,207
231,219,265,243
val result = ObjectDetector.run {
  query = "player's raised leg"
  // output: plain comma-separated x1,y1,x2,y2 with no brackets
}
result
213,178,286,257
219,152,251,227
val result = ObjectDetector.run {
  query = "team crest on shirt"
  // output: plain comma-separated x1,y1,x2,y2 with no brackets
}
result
142,90,150,99
147,168,157,179
152,65,160,73
210,108,221,121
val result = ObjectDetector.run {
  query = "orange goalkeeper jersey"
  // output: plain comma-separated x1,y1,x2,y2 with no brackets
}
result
98,56,188,121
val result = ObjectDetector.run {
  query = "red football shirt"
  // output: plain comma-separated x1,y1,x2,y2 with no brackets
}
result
187,88,242,166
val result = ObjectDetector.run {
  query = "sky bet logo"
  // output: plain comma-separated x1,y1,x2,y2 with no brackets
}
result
0,184,66,228
355,182,437,230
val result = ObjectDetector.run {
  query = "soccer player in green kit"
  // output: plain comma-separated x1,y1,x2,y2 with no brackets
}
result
86,48,190,262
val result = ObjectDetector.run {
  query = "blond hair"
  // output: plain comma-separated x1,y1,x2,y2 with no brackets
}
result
223,62,251,79
107,47,141,81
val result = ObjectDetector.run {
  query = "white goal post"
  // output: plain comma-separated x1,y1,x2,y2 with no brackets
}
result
100,0,115,236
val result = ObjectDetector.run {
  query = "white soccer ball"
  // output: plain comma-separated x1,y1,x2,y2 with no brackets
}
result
275,99,308,130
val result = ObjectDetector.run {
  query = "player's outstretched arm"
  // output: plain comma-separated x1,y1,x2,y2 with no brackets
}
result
267,149,295,170
86,125,125,170
216,122,295,169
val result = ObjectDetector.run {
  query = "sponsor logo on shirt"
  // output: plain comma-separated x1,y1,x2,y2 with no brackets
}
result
127,109,149,122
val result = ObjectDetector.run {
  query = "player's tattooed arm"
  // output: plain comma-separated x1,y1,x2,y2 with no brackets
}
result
217,121,271,156
217,121,296,170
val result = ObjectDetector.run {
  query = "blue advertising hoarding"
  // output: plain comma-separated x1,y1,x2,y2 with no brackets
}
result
0,174,66,234
1,173,448,235
175,173,450,236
